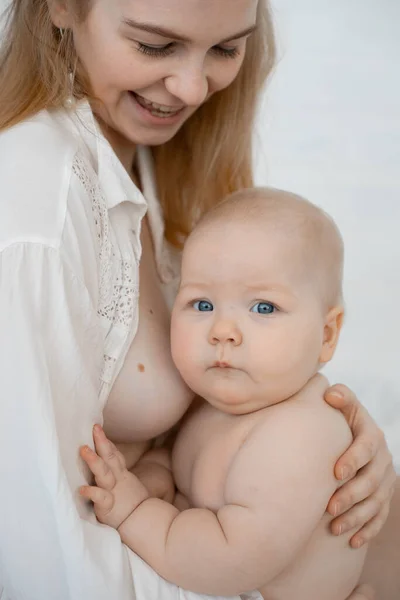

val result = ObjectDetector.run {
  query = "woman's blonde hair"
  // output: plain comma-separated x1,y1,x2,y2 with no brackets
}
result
0,0,276,245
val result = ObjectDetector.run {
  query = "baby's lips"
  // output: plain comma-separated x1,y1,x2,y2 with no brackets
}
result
213,360,232,368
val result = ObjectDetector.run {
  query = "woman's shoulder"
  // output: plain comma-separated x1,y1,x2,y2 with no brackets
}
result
0,107,79,161
0,108,85,251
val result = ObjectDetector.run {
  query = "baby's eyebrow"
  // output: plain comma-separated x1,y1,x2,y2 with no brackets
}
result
244,283,294,295
179,282,209,290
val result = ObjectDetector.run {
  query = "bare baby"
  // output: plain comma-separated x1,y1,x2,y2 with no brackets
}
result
80,188,367,600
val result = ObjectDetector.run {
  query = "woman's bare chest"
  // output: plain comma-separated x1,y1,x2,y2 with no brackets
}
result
104,218,192,442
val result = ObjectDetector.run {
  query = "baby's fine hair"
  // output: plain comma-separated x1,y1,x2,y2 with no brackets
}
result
192,187,344,309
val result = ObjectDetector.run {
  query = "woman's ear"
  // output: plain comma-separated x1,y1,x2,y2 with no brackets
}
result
319,305,345,364
47,0,70,28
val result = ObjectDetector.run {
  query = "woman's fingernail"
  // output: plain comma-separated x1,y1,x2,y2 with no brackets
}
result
340,466,349,480
337,524,343,535
94,424,103,434
332,502,340,516
330,391,344,399
341,522,350,534
353,538,363,549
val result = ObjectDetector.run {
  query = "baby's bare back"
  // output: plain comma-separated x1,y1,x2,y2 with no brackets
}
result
173,396,366,600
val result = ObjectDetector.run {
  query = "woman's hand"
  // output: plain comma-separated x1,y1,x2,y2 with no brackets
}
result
324,384,396,548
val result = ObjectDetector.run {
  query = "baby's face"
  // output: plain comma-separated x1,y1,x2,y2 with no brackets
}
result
171,220,330,414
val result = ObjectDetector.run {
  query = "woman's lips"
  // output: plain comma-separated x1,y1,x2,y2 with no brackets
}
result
128,91,186,126
132,92,184,117
137,93,183,112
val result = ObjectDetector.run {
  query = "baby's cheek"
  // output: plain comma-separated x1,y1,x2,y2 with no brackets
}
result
171,319,198,374
248,336,292,375
247,338,305,396
170,317,185,364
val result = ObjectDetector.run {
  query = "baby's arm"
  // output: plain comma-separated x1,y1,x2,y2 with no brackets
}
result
81,392,352,596
131,447,175,502
114,439,151,471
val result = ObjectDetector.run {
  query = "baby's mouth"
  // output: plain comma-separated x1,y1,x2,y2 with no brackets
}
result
214,361,231,369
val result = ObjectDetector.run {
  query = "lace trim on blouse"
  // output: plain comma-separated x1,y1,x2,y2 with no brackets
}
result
72,153,139,386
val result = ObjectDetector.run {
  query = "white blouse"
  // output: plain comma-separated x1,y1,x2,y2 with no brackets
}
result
0,102,255,600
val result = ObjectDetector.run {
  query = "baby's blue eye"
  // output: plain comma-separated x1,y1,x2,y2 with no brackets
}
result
250,302,275,315
193,300,214,312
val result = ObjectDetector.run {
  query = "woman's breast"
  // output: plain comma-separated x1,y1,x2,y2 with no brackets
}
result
103,218,193,443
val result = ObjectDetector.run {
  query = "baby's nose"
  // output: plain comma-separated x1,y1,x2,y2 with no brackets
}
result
208,320,242,346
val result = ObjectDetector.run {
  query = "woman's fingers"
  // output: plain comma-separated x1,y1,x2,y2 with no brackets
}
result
334,427,382,482
335,430,380,482
328,458,395,519
346,584,375,600
92,424,127,478
325,383,396,546
349,500,391,549
324,385,380,480
330,480,390,541
329,464,395,547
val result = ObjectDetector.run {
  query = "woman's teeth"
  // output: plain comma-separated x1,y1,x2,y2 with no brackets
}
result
134,93,182,118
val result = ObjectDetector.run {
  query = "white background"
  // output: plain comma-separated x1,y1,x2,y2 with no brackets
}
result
1,0,399,465
255,0,400,468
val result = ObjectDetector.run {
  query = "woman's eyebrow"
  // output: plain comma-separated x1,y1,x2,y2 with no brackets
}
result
121,18,257,44
219,24,257,44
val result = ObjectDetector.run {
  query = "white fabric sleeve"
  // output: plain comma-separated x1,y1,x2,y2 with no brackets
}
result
0,242,137,600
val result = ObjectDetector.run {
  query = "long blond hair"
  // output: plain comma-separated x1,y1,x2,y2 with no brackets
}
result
0,0,276,245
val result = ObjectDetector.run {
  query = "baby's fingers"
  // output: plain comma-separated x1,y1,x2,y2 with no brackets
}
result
80,445,116,490
79,485,114,511
93,425,127,478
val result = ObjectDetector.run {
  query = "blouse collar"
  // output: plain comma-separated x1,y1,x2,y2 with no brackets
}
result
67,99,177,283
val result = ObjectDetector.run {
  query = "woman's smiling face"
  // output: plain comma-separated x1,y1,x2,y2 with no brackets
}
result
68,0,258,148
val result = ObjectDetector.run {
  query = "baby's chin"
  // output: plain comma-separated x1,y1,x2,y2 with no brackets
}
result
198,372,262,415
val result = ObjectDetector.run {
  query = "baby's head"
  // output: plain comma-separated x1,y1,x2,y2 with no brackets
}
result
171,187,345,415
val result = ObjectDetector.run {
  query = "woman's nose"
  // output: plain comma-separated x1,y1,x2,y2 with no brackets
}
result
164,62,209,107
208,320,242,347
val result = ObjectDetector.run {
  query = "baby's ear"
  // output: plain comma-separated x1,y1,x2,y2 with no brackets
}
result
319,305,345,364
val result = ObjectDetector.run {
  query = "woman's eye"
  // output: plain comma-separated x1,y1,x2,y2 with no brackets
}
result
211,45,240,59
137,42,175,58
136,42,239,60
250,302,275,315
193,300,214,312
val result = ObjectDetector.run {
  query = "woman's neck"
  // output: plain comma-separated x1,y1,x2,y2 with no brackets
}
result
96,115,136,175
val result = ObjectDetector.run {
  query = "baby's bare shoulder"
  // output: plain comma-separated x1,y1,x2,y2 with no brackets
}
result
225,375,352,504
261,373,350,441
284,373,352,447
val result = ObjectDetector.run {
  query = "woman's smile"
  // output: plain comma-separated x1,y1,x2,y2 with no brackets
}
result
128,91,187,126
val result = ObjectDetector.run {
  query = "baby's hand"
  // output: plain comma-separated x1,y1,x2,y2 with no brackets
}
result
79,425,149,530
